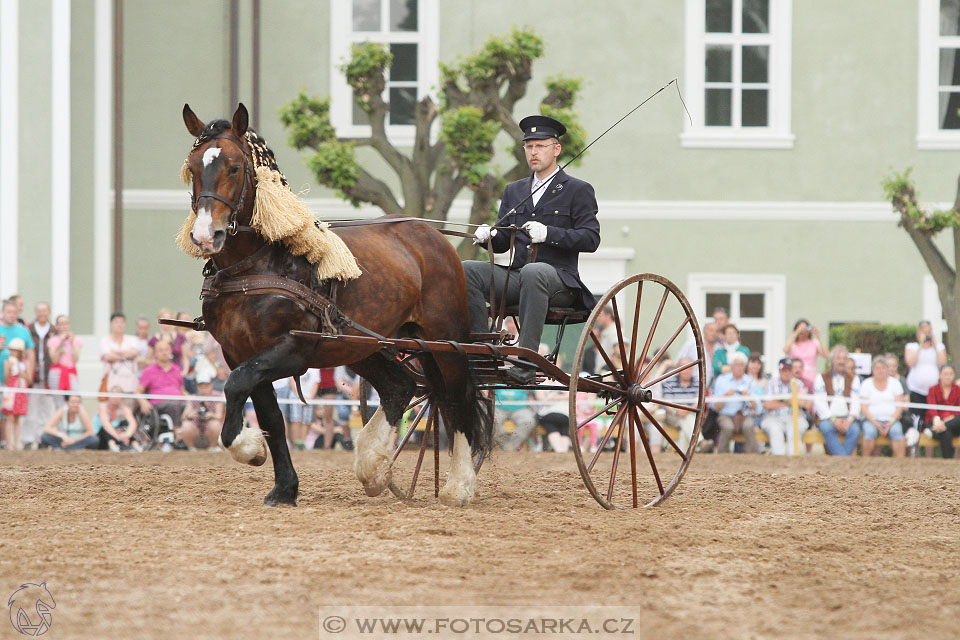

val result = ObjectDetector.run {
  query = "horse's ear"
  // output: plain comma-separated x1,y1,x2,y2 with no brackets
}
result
232,103,249,137
183,104,205,137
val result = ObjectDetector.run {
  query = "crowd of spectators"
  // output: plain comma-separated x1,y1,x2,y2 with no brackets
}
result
493,305,960,459
0,299,368,453
3,294,960,460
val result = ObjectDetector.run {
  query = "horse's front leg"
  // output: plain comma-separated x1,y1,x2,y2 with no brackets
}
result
219,340,306,505
250,381,299,506
438,431,476,507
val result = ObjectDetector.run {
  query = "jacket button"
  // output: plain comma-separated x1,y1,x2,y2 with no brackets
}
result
554,210,558,214
531,213,536,217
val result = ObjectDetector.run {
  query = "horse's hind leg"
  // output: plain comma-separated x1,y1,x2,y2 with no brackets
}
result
424,352,490,507
349,354,417,497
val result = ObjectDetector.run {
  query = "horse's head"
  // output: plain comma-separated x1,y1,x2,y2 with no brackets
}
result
182,103,253,254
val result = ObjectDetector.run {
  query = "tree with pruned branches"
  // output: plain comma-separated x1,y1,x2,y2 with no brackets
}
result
883,169,960,362
279,27,587,258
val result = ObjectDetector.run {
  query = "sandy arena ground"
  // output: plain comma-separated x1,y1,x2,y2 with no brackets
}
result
1,448,959,639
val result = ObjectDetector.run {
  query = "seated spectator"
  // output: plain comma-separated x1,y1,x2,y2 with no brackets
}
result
146,308,184,367
660,357,699,452
712,352,760,453
137,340,187,447
536,386,570,453
814,345,862,456
904,320,947,452
926,364,960,459
784,319,828,392
859,356,907,457
181,372,224,449
712,306,729,330
40,395,99,450
676,321,718,388
95,388,140,450
495,386,536,451
761,357,809,455
313,368,338,449
574,392,601,452
713,323,750,378
46,314,82,391
789,358,816,452
134,316,151,372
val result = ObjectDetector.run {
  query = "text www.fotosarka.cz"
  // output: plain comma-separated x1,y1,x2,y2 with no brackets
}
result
319,606,643,639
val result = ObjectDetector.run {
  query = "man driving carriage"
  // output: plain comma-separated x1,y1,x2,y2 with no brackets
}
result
463,114,601,383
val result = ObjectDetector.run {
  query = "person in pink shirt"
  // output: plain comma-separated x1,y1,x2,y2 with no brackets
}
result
46,315,82,391
784,318,828,392
137,340,187,438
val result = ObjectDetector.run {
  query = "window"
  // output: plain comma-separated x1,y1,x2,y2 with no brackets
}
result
688,273,787,374
330,0,438,143
918,0,960,148
682,0,794,148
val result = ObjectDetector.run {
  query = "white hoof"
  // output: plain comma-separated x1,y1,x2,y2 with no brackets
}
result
439,432,477,507
438,468,476,507
354,408,393,497
221,425,268,466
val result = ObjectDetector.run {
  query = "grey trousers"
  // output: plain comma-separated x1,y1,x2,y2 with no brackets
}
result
462,261,576,351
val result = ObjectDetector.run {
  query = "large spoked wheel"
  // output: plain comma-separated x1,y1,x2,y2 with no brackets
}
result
569,273,707,509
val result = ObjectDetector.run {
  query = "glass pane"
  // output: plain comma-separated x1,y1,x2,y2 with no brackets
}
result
705,45,732,82
705,0,732,32
940,48,960,86
939,91,960,129
705,89,732,126
742,89,768,126
706,293,731,320
389,86,417,125
941,0,960,36
352,0,381,31
390,0,418,31
352,90,370,126
741,330,764,356
390,43,418,81
740,293,765,318
742,45,769,83
742,0,769,33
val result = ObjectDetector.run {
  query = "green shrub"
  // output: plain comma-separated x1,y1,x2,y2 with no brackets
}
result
828,323,917,374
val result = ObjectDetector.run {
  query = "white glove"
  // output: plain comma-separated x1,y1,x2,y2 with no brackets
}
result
522,221,548,244
473,224,497,244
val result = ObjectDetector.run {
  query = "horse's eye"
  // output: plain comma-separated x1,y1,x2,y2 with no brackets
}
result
229,165,241,175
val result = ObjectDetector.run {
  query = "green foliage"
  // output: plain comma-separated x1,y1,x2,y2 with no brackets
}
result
278,91,336,150
340,42,391,113
883,168,960,234
440,106,500,186
307,141,361,207
459,26,544,84
544,75,583,107
828,323,919,373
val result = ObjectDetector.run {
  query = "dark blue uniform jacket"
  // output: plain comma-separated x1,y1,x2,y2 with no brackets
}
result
489,169,601,310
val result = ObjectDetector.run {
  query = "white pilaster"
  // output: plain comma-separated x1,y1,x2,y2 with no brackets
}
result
0,0,20,298
51,0,71,314
94,0,112,331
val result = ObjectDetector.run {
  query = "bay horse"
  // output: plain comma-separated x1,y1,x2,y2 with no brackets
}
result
179,103,489,507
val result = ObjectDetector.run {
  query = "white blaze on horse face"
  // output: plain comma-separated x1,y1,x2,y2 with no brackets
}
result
202,146,221,167
192,206,215,250
438,432,476,507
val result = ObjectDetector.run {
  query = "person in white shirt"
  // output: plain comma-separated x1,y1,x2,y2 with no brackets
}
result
813,345,862,456
903,320,947,452
761,357,809,455
859,356,907,457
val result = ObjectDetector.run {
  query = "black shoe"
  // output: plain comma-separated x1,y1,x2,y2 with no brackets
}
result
173,439,189,451
340,438,354,451
503,364,536,385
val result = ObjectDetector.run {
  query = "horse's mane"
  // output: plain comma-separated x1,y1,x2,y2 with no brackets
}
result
177,122,361,282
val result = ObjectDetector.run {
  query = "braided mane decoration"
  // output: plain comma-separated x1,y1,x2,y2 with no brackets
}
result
176,122,361,282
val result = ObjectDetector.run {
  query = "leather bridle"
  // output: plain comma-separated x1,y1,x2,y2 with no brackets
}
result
189,132,256,236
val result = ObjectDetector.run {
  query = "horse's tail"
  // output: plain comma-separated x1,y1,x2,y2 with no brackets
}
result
463,365,493,462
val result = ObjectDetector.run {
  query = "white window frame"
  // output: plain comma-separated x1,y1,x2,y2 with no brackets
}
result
687,273,786,374
917,0,960,148
330,0,439,146
682,0,794,149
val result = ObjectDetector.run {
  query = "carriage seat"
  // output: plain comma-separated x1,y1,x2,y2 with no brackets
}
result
493,306,590,325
